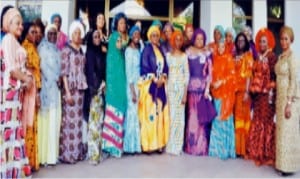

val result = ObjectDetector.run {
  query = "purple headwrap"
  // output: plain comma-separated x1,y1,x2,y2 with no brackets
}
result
191,28,207,46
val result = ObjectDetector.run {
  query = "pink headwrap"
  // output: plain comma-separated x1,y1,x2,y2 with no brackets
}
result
3,8,21,33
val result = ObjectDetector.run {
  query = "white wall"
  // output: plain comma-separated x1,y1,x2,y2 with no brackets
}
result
201,0,232,43
252,0,267,37
285,0,300,57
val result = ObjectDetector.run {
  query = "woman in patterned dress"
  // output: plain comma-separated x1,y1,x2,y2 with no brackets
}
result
209,39,236,160
138,25,170,153
1,8,32,178
165,31,189,155
51,13,68,51
184,28,216,156
21,22,41,171
59,21,87,164
246,28,277,166
274,26,300,176
233,33,254,157
123,26,142,153
37,24,62,165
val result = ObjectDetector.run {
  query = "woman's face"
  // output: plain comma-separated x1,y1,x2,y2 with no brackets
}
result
185,27,194,41
164,26,173,41
96,14,105,29
174,34,183,50
280,32,291,51
47,28,57,44
237,35,246,51
9,15,23,38
259,35,268,53
225,32,233,44
214,29,222,42
71,28,82,45
36,26,44,44
26,26,37,44
117,18,126,33
53,16,61,31
218,42,225,55
132,31,141,44
93,30,101,46
150,31,160,45
194,33,204,49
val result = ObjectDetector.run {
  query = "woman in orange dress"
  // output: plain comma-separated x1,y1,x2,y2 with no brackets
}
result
225,27,236,55
246,28,277,166
208,25,224,55
233,32,253,157
21,22,41,171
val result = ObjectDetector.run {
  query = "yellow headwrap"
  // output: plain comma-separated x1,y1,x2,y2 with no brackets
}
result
147,25,160,40
3,8,21,33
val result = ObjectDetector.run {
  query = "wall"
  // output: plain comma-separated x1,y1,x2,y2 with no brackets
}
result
252,0,267,37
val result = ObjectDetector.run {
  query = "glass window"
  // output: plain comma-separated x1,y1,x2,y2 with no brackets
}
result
174,0,200,28
233,0,252,34
17,0,42,23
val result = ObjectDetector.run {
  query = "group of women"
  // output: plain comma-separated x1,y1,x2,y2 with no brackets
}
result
1,6,300,178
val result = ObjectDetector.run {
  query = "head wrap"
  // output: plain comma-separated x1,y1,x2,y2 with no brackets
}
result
163,22,174,33
214,25,225,38
170,30,184,49
147,25,160,40
111,12,128,32
45,24,57,41
3,8,21,33
69,20,85,39
191,28,207,46
1,5,13,29
50,13,61,23
225,27,236,40
129,25,141,39
151,20,162,29
185,24,194,32
255,27,276,50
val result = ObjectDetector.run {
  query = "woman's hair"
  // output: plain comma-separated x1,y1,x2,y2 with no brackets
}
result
94,12,107,35
19,22,35,43
234,32,250,53
111,12,128,32
280,26,294,43
34,18,45,35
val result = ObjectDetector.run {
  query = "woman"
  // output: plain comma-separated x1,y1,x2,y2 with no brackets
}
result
84,29,106,164
161,22,174,55
233,32,253,157
1,7,32,178
101,13,128,158
21,22,41,171
51,13,68,50
138,25,170,152
111,12,128,47
59,20,87,164
208,25,225,54
209,39,236,160
165,31,189,155
184,28,216,156
275,26,300,176
225,27,236,55
0,5,13,44
34,18,45,46
37,24,62,165
246,28,277,166
94,13,108,53
243,26,258,60
183,24,194,50
123,25,142,153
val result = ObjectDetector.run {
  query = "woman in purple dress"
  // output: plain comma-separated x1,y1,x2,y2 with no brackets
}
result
184,28,216,156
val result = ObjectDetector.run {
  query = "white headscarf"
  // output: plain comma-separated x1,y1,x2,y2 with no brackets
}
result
68,20,85,40
45,24,57,41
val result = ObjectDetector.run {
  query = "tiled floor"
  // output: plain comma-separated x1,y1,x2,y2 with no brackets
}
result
33,153,300,178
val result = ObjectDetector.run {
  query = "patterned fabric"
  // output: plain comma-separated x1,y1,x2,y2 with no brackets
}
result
275,51,300,172
101,105,124,157
22,38,41,171
246,51,277,166
123,46,141,153
59,44,87,164
56,31,68,51
37,39,62,165
209,99,236,160
87,92,104,164
233,51,253,157
165,52,189,155
1,33,31,178
185,49,216,156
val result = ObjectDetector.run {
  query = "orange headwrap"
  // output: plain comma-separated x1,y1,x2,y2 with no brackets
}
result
3,8,21,33
255,28,275,51
170,30,184,49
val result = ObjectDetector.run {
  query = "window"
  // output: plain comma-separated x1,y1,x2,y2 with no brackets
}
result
232,0,253,34
17,0,42,23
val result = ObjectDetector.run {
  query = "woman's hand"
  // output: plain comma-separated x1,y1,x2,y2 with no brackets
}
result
181,92,187,105
213,80,223,89
65,92,75,106
132,91,137,103
243,92,249,102
285,103,291,119
36,93,41,107
23,75,34,90
204,88,210,99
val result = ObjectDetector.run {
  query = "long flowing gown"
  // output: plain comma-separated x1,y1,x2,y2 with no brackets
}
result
101,31,127,157
37,39,62,165
123,46,141,153
138,43,170,152
246,51,277,165
22,38,41,171
59,44,87,164
1,33,31,178
165,52,189,155
233,51,253,157
209,52,236,160
274,51,300,173
184,49,216,156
